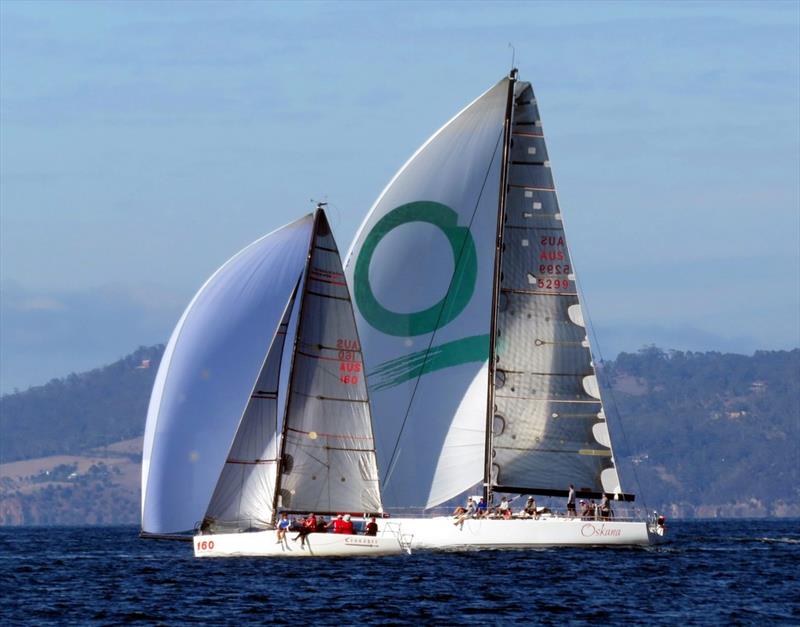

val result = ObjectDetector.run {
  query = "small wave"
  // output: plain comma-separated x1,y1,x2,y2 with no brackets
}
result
756,537,800,544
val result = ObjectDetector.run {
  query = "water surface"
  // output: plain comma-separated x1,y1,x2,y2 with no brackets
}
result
1,520,797,624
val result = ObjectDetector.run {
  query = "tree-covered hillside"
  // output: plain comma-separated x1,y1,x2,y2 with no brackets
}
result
0,344,797,523
0,345,163,463
603,347,799,517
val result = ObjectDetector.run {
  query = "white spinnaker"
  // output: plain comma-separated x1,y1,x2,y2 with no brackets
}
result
142,215,313,534
279,211,382,514
202,287,297,530
344,79,508,509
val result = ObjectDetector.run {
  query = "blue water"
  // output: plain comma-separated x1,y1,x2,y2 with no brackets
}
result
1,520,798,624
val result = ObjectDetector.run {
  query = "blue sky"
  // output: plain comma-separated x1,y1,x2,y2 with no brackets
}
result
1,0,798,392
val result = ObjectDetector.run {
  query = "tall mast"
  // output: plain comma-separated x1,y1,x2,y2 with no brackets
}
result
483,69,517,506
270,207,322,525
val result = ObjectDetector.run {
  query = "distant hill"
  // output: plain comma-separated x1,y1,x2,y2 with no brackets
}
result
0,345,163,463
601,347,800,518
0,345,797,524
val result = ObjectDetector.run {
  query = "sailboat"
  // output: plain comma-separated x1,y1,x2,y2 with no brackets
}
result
344,70,666,548
141,207,407,557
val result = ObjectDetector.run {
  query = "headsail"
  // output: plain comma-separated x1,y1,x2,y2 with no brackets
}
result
489,80,626,500
277,210,382,514
344,79,510,509
141,215,313,534
202,286,297,530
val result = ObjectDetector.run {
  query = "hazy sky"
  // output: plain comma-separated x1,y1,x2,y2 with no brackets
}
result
1,0,798,392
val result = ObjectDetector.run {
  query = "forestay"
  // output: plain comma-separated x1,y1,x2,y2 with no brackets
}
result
489,81,622,498
344,79,509,509
278,211,382,514
141,215,313,534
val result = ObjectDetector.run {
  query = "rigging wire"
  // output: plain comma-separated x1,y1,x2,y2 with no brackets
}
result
381,128,506,498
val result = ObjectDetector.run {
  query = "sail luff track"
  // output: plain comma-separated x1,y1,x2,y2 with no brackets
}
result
484,69,518,506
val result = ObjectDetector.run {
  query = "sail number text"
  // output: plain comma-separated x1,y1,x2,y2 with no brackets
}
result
537,278,570,289
337,338,361,385
537,235,570,290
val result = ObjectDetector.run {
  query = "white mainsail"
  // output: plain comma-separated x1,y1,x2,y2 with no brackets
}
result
142,216,312,534
344,78,510,508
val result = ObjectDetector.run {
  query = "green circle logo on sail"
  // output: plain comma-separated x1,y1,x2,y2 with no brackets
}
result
354,201,477,336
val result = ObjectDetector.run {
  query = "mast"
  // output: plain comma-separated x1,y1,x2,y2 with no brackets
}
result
483,69,518,506
270,206,322,525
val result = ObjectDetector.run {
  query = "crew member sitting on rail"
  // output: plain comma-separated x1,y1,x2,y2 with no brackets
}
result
276,512,291,542
293,513,316,546
340,514,355,534
364,516,378,536
523,496,538,518
498,496,511,518
330,514,344,533
453,497,475,528
599,494,612,520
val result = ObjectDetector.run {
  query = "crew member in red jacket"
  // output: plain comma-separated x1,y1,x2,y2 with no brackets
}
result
337,514,355,534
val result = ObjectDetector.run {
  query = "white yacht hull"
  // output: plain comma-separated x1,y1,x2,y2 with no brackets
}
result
193,529,406,558
391,515,666,550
